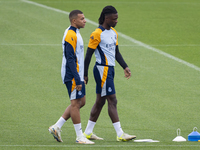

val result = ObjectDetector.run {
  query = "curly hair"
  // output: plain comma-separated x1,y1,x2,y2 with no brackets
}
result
98,6,117,25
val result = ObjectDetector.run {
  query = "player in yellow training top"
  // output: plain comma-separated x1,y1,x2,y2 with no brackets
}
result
48,10,94,144
83,6,137,141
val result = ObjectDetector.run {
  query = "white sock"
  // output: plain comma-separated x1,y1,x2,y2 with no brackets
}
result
113,122,123,137
84,120,96,135
74,123,83,137
55,117,66,129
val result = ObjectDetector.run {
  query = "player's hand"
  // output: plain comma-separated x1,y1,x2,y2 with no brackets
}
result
84,76,88,84
75,84,82,91
124,67,131,79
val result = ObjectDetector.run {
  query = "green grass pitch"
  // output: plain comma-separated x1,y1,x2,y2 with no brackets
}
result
0,0,200,149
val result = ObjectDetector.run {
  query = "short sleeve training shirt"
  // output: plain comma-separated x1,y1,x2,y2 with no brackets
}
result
88,26,118,66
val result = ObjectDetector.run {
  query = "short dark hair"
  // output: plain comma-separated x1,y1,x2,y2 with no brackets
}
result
69,10,83,22
98,6,117,25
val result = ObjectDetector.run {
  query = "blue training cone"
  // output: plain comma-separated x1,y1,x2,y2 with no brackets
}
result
188,127,200,141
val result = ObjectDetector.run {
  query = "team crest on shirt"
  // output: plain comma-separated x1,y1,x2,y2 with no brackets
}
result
90,36,94,40
71,37,73,41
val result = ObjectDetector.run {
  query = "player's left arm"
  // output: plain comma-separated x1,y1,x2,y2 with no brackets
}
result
115,45,131,79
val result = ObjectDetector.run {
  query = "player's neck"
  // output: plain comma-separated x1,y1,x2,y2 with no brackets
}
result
102,24,111,30
71,23,79,29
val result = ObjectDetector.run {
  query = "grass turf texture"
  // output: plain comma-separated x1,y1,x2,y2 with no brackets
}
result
0,0,200,149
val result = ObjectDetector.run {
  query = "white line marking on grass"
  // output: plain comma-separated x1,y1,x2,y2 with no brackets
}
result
21,0,200,72
21,0,69,14
0,43,54,46
149,44,200,47
119,44,200,47
1,144,200,147
118,33,200,72
18,1,200,5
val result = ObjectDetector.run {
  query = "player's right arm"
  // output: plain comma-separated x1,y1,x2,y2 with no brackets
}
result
84,47,95,84
84,30,101,84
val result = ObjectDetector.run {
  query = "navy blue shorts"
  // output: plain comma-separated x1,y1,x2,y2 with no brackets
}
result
65,81,85,100
93,64,115,97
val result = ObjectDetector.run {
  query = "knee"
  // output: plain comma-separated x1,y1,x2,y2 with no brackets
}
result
80,98,86,108
111,99,117,106
80,101,85,108
108,96,117,106
72,97,85,109
96,99,106,108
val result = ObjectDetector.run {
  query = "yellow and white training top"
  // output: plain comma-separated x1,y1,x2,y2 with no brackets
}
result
88,26,118,66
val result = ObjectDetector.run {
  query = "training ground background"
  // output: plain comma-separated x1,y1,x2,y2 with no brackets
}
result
0,0,200,149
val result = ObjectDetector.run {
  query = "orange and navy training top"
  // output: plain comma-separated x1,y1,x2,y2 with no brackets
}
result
61,26,84,85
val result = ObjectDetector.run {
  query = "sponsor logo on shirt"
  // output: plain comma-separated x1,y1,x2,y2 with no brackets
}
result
80,45,84,50
106,43,115,48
